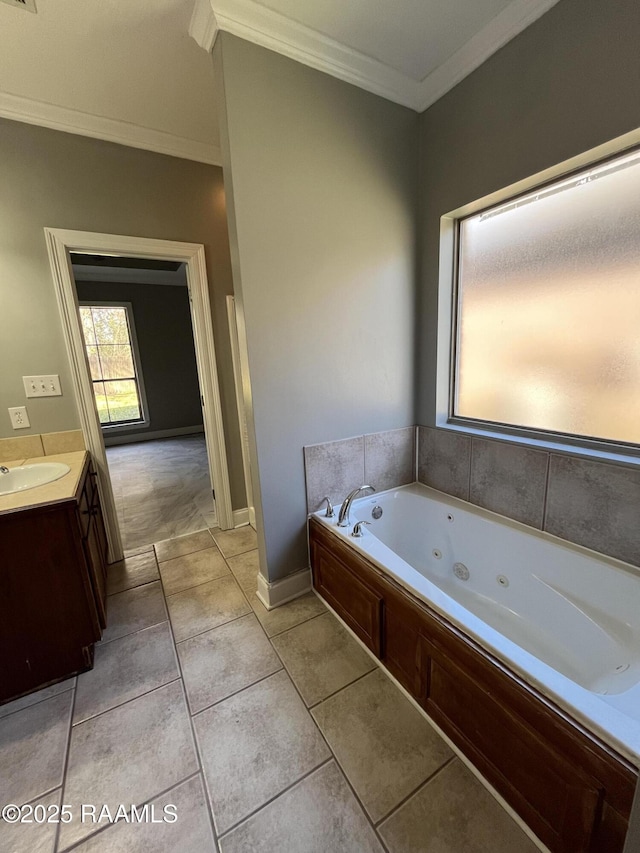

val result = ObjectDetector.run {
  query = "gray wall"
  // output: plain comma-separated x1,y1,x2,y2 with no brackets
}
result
215,34,417,581
75,280,203,439
0,118,246,509
417,0,640,424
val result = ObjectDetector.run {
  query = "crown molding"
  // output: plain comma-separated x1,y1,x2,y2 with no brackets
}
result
189,0,220,52
0,90,222,165
416,0,562,111
190,0,421,109
190,0,560,113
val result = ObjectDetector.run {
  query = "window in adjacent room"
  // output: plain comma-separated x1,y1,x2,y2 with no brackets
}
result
79,304,146,427
452,146,640,450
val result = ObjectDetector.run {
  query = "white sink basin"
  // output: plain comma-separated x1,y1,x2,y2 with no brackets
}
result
0,462,71,496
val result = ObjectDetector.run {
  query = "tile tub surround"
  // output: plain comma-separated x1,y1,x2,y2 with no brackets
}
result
304,426,415,514
418,425,640,568
0,522,538,852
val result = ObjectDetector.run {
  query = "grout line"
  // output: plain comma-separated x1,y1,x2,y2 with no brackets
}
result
247,596,390,852
189,666,284,719
215,546,259,561
96,613,168,648
20,784,63,807
52,678,78,853
162,569,235,600
106,576,160,598
172,608,254,646
541,451,552,531
300,664,388,844
265,608,327,639
71,677,182,728
307,666,377,711
155,536,216,564
55,771,204,853
374,754,457,828
216,757,334,841
103,577,164,601
0,682,77,722
156,568,221,851
467,435,473,501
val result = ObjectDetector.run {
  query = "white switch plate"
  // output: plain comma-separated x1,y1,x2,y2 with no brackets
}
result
23,375,62,397
9,407,30,429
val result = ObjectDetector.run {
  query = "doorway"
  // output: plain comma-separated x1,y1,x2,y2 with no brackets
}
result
46,229,234,564
73,256,217,550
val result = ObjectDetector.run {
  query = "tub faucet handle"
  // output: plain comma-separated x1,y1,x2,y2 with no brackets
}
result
337,485,375,527
320,496,334,518
351,520,371,537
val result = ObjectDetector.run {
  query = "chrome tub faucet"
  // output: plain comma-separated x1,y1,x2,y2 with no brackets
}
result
337,485,375,527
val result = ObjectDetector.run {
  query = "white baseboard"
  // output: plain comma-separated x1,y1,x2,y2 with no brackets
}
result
256,567,312,610
233,507,250,527
103,425,204,446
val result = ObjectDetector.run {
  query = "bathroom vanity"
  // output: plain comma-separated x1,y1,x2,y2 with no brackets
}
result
0,451,107,704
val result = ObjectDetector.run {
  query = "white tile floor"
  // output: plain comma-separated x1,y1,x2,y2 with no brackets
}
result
0,526,540,852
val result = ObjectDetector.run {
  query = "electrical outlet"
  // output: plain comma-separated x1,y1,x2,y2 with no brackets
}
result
9,407,30,429
23,375,62,398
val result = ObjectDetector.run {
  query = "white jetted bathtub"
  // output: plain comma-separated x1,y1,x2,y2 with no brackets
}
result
315,483,640,765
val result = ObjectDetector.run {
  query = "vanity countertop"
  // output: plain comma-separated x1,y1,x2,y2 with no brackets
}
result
0,450,89,515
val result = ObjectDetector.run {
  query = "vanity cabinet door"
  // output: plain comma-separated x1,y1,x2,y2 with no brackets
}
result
79,468,107,628
83,515,107,628
89,469,109,571
0,502,100,704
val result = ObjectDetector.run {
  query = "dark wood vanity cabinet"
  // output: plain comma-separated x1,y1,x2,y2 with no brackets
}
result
309,517,637,853
0,457,107,705
78,465,108,627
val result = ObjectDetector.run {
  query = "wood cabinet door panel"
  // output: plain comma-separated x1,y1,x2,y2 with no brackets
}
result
313,541,382,655
419,633,601,853
84,516,107,629
0,503,100,702
382,587,422,695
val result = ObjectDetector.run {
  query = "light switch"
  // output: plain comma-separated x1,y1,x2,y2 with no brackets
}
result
23,375,62,397
9,407,30,429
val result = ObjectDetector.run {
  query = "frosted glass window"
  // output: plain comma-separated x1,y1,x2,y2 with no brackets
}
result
455,148,640,446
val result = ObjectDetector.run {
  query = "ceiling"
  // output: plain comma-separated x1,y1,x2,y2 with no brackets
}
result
252,0,516,80
0,0,559,166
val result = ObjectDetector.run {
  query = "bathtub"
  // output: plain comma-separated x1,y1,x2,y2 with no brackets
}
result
314,482,640,766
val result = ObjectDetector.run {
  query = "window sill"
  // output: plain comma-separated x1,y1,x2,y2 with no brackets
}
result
100,420,150,433
436,417,640,469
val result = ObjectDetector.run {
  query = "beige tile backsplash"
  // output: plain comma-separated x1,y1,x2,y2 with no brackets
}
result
0,430,84,464
40,430,86,456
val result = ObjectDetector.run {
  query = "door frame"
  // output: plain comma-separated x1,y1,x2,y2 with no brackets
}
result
226,295,255,526
45,228,234,563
